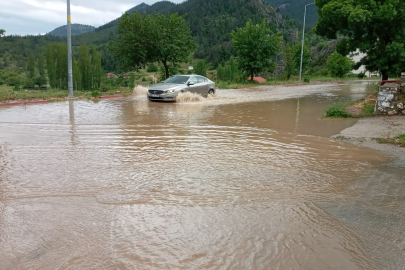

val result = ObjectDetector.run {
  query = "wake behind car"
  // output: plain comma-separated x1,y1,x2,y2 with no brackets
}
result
148,75,216,102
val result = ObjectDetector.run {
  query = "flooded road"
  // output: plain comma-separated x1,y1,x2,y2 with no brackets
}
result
1,82,404,269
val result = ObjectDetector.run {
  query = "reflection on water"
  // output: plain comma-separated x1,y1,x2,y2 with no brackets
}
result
0,82,404,269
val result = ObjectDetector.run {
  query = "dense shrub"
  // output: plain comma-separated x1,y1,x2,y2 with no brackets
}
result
147,63,158,72
362,103,375,116
91,91,101,97
326,52,354,78
325,103,353,118
357,72,366,79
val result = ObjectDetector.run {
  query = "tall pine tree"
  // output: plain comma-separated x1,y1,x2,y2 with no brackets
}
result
79,44,91,90
27,53,35,78
92,48,102,90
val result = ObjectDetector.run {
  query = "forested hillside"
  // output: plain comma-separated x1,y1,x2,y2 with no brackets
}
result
0,35,64,70
0,0,308,73
47,24,96,37
74,0,300,69
265,0,318,27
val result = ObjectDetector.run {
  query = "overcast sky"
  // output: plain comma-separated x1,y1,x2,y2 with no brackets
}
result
0,0,183,36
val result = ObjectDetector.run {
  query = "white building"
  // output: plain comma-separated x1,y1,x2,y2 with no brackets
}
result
349,50,379,77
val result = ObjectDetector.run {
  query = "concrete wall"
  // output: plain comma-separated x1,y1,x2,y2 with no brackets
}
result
375,73,405,116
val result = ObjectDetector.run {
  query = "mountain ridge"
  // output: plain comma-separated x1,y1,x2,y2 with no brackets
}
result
265,0,318,27
47,24,95,37
73,0,299,69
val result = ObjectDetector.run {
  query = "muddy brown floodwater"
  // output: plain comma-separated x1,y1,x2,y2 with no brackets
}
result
0,81,404,269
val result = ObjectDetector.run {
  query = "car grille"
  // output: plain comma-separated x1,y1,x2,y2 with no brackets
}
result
148,96,174,100
148,90,164,94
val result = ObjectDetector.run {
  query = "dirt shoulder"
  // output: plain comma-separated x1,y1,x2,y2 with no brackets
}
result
332,116,405,159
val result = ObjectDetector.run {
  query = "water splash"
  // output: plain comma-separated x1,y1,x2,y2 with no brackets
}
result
176,92,204,103
134,85,148,95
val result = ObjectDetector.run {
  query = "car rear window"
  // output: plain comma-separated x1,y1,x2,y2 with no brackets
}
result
197,76,207,83
164,76,190,84
189,76,198,83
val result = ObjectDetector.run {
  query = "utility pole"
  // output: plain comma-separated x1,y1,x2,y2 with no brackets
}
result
299,2,315,83
67,0,74,97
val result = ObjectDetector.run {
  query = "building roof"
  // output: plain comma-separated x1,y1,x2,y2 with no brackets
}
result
247,77,266,83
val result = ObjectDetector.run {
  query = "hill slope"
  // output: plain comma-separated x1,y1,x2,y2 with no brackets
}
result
126,2,150,14
74,0,299,68
47,24,95,37
1,0,300,72
97,2,154,31
265,0,318,27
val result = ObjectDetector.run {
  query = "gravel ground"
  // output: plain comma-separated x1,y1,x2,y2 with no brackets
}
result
333,116,405,159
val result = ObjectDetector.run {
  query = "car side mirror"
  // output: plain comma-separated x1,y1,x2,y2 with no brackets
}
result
187,82,194,86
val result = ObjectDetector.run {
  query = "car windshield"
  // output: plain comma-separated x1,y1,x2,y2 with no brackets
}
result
163,76,190,84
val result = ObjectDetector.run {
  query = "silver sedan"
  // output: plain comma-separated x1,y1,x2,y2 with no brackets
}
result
147,75,216,102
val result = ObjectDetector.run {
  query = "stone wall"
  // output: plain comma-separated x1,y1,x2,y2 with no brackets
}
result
375,73,405,116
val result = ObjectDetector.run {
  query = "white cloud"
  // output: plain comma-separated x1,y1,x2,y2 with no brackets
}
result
0,0,183,35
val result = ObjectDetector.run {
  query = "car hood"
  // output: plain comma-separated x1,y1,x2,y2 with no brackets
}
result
148,83,184,91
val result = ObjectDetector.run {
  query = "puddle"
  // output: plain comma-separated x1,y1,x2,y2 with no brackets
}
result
1,81,404,269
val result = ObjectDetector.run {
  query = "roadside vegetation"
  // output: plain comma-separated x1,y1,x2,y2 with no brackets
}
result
1,0,405,103
324,103,354,118
0,84,134,102
377,134,405,148
324,93,378,119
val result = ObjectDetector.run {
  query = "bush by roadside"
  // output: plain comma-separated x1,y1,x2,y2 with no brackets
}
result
377,134,405,147
324,103,354,118
324,94,377,118
0,85,134,102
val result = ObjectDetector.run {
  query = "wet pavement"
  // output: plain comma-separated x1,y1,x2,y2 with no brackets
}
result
0,81,404,269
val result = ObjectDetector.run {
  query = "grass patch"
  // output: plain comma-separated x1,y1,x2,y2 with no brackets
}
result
216,75,381,89
376,134,405,147
216,81,259,89
324,103,354,118
328,94,377,118
362,103,375,117
0,85,133,102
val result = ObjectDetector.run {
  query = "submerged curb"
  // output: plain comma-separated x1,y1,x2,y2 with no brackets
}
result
0,94,136,107
99,94,126,99
0,100,49,107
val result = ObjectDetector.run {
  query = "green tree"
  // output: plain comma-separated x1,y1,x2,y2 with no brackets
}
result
92,48,102,90
55,44,68,89
38,53,45,77
147,63,158,72
27,53,35,78
111,12,152,71
217,64,225,81
149,13,196,78
195,60,207,76
0,29,5,37
228,56,241,82
34,76,47,88
23,77,35,88
79,44,91,90
283,43,295,79
293,43,312,75
314,0,405,80
73,58,82,90
232,20,283,81
3,56,10,67
112,12,196,79
46,43,58,88
224,65,232,82
326,52,354,78
129,73,135,90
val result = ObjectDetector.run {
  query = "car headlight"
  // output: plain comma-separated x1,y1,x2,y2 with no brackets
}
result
165,89,176,93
